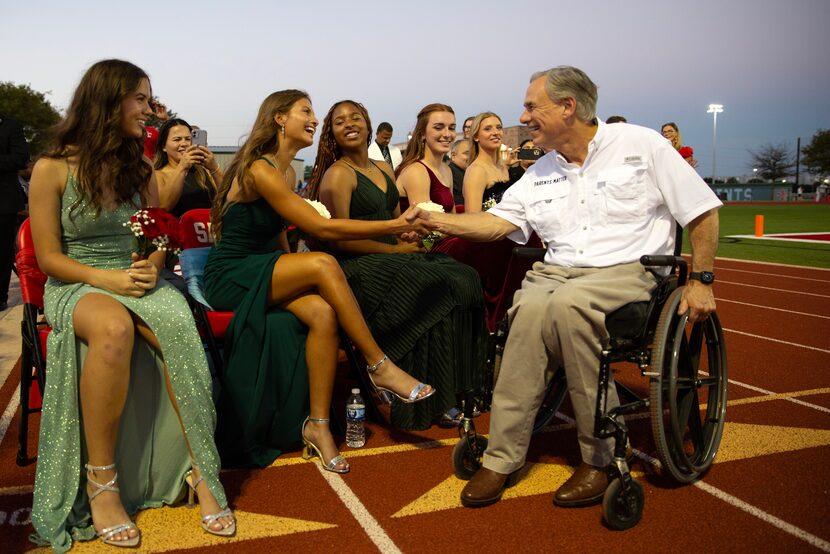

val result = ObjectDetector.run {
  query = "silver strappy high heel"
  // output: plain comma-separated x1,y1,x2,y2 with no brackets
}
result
185,467,236,537
85,463,141,548
301,417,350,473
365,355,435,404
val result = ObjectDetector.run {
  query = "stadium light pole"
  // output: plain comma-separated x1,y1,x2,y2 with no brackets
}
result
707,104,724,183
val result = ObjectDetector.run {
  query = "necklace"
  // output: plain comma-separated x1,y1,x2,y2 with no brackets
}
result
269,153,293,185
341,157,376,173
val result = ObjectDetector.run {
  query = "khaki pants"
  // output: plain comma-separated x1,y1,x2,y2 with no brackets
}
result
482,261,657,473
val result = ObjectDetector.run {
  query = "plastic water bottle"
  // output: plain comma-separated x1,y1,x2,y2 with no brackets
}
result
346,388,366,448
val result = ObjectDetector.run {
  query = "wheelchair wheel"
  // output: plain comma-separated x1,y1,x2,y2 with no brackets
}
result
453,435,488,480
649,287,728,483
533,366,568,434
602,477,644,530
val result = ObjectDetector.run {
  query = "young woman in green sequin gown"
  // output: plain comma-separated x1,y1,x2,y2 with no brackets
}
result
308,101,488,430
204,90,434,469
28,60,233,552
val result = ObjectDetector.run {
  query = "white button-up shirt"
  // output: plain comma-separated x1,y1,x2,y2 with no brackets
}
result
489,121,722,268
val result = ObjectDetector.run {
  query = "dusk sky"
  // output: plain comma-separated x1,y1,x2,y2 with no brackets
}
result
3,0,829,180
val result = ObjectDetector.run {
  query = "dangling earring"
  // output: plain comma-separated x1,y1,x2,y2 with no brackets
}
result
280,125,285,138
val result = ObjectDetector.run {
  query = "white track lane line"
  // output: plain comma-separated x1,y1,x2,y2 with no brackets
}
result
723,328,830,354
693,480,830,552
717,267,830,283
315,463,402,554
631,450,830,551
718,281,830,298
718,299,830,320
722,375,830,414
0,387,20,449
715,256,830,272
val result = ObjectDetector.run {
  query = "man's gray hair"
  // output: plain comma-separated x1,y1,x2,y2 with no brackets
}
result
451,139,468,154
530,66,598,123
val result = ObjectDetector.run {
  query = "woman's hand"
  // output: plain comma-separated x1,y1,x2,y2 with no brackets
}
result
194,146,220,173
126,253,159,293
397,207,431,235
394,240,426,254
180,145,206,170
95,267,150,298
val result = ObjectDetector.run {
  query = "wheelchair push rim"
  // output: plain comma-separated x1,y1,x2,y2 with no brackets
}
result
649,286,728,483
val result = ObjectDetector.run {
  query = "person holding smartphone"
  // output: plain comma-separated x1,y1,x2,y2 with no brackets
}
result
508,139,543,183
153,119,222,217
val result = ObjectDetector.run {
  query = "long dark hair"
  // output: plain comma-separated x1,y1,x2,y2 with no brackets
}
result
153,118,209,190
45,59,152,216
210,89,309,241
395,103,454,177
307,100,372,201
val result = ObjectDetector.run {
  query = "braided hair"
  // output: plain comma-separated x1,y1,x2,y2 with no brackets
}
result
307,99,372,201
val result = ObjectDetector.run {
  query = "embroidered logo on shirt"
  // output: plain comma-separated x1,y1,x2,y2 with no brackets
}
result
534,176,566,186
624,155,642,163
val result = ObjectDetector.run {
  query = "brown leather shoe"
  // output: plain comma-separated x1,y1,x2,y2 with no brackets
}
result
553,463,609,507
460,467,516,508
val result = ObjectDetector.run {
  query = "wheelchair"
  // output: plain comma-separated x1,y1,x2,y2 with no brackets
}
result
451,248,728,530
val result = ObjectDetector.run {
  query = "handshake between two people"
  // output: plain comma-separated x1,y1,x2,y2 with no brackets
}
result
397,204,446,246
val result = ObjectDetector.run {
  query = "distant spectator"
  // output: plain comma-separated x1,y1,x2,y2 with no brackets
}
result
662,122,698,168
367,121,402,170
605,115,627,124
0,114,29,311
143,97,169,159
678,146,695,166
462,116,474,139
448,139,470,204
508,139,538,184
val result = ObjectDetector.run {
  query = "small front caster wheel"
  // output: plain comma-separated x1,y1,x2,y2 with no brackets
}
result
602,477,644,530
452,435,488,480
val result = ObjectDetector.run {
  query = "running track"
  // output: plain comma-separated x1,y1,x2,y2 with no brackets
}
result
0,257,828,553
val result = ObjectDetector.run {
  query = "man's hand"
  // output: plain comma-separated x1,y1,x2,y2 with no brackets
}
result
678,280,716,322
403,205,440,231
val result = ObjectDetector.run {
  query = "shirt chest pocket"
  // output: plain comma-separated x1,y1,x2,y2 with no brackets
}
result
597,164,647,223
529,185,573,238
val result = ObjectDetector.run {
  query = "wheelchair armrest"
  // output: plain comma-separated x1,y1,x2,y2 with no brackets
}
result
640,255,688,284
512,247,545,261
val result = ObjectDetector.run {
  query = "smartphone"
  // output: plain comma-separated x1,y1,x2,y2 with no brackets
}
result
191,129,208,147
517,146,543,161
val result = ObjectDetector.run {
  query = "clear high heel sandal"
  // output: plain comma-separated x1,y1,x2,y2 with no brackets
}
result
365,355,435,404
85,463,141,548
184,468,236,537
302,417,350,474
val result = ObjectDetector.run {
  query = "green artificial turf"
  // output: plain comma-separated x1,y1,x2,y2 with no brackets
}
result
681,204,830,268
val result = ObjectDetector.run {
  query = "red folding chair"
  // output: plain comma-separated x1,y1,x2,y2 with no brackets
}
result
178,209,233,373
15,218,49,466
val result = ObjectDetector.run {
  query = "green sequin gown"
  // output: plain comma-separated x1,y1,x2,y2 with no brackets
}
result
335,168,487,429
31,174,227,553
203,198,309,468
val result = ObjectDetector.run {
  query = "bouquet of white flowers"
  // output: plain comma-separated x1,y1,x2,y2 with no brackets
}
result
305,199,331,219
416,201,445,250
483,197,497,211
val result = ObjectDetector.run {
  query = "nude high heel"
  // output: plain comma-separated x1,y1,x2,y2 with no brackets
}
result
85,463,141,548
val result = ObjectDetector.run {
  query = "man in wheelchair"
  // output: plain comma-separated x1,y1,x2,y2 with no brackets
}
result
408,65,722,508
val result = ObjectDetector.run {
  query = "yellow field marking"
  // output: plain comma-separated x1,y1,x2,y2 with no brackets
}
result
391,463,646,517
269,437,459,468
0,485,33,496
715,422,830,464
28,507,337,553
